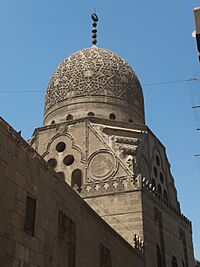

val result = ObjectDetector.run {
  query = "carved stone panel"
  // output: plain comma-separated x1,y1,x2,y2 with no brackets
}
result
88,151,117,181
57,210,76,267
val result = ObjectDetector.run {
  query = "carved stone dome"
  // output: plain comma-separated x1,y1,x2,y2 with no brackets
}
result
44,47,145,126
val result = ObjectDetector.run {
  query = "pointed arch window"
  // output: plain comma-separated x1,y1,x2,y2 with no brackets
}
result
163,189,168,202
157,184,163,197
172,256,178,267
156,244,162,267
71,169,82,192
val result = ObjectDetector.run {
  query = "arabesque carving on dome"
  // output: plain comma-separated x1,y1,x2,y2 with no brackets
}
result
44,47,144,113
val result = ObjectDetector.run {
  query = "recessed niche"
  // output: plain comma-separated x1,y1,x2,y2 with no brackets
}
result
87,112,95,116
66,114,73,120
63,155,75,166
157,184,162,196
156,155,160,166
163,189,168,202
56,142,66,153
57,172,65,179
129,119,133,123
160,172,164,184
47,158,57,169
109,113,116,120
71,169,82,192
51,120,55,125
154,166,158,178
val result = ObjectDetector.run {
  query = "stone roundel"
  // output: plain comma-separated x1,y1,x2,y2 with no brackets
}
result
88,151,116,181
44,47,144,113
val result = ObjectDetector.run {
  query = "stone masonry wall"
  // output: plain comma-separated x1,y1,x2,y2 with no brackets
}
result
0,117,144,267
142,189,195,267
85,190,144,245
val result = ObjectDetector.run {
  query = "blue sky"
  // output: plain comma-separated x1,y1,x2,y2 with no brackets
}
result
0,0,199,259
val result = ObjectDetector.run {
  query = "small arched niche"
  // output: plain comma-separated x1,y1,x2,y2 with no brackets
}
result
71,169,82,193
87,112,95,117
47,158,57,169
109,113,116,120
163,189,168,202
66,114,73,121
57,171,65,180
172,256,178,267
157,184,162,197
156,244,162,267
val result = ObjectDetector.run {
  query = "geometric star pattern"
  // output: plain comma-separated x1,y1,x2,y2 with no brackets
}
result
45,47,144,113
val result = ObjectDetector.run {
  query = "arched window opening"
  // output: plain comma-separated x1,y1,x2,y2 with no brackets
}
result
47,158,57,169
66,114,73,121
71,169,82,193
172,256,178,267
156,244,162,267
129,119,133,123
156,155,160,166
154,166,158,177
160,172,164,184
57,172,65,180
87,112,95,117
109,113,116,120
158,184,163,197
51,120,55,125
163,189,168,202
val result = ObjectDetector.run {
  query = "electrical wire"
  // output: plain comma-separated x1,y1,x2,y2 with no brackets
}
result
142,78,195,87
188,78,200,128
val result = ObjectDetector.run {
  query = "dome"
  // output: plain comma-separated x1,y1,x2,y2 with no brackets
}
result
44,47,145,125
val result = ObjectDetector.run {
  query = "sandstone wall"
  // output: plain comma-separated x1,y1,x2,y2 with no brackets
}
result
0,117,144,267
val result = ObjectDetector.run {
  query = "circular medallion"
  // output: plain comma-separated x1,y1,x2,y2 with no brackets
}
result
88,151,116,180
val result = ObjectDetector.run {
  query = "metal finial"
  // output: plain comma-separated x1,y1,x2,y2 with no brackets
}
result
91,13,98,46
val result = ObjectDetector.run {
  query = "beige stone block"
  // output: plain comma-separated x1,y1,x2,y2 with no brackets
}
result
0,159,7,178
12,258,21,267
41,216,49,231
36,253,43,266
39,240,44,254
11,211,22,229
36,227,46,242
29,249,37,265
24,247,30,263
28,238,39,252
16,187,26,203
15,243,25,260
14,200,25,217
2,238,15,256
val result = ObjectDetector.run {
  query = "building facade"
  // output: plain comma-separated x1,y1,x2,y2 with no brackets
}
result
0,117,144,267
0,45,196,266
